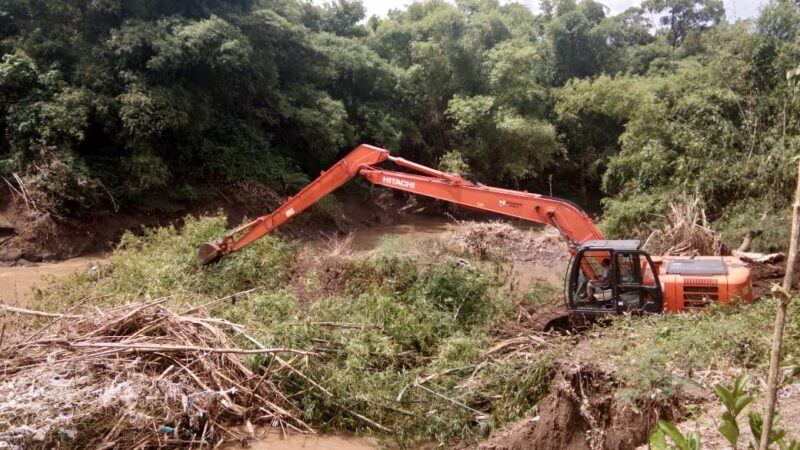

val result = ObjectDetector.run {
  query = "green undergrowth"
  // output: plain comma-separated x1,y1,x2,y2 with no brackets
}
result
717,201,792,253
34,215,298,310
587,300,800,403
523,277,561,309
30,215,561,445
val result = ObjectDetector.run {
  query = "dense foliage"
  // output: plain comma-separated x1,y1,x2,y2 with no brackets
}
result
1,0,799,244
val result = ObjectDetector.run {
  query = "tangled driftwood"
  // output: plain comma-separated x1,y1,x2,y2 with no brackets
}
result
644,197,725,257
0,298,313,448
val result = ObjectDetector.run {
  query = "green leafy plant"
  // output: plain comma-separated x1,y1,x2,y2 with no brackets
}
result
713,374,754,448
747,411,800,450
712,374,799,450
651,374,800,450
650,420,701,450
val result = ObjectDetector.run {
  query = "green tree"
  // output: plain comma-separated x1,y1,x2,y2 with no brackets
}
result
643,0,724,47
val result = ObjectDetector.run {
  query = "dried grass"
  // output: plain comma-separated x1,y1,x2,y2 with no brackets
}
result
643,197,726,257
0,298,313,448
322,231,354,257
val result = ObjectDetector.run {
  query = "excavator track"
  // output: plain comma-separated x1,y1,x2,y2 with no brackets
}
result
530,302,572,332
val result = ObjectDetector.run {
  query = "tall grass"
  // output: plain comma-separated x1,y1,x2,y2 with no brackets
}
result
34,215,298,311
589,300,800,401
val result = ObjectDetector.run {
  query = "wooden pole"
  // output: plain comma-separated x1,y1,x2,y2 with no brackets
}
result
760,71,800,450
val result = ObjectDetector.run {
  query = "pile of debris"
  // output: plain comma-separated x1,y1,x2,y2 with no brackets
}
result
0,298,312,448
643,197,786,280
449,221,567,266
644,197,725,257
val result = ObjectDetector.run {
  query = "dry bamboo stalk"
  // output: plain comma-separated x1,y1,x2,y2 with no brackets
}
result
87,297,171,336
180,288,259,315
0,304,83,319
29,339,316,355
287,321,381,329
2,298,315,447
414,384,488,417
339,405,393,433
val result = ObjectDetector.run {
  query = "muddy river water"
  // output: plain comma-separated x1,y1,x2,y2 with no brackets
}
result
0,255,107,305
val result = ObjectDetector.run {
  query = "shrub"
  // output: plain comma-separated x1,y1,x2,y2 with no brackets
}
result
28,216,551,446
523,278,561,309
34,215,298,310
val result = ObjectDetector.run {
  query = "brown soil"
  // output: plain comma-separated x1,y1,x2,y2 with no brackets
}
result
0,184,401,266
750,260,793,299
480,363,685,450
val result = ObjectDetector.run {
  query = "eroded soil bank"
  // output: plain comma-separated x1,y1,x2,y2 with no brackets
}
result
479,363,686,450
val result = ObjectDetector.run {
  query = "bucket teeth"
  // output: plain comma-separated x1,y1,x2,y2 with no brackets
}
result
198,241,224,266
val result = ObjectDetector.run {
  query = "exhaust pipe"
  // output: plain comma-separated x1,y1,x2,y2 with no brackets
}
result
198,240,224,266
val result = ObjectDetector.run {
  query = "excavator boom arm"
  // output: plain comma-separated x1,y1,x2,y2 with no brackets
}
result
360,168,602,245
199,144,603,265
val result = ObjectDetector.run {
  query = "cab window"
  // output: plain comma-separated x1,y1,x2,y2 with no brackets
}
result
615,253,641,284
571,250,612,306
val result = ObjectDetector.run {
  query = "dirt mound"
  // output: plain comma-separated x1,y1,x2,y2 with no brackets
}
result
449,221,567,266
750,262,785,298
480,364,684,450
0,299,312,448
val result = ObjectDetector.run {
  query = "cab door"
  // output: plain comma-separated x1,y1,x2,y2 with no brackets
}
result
567,248,615,313
613,251,663,313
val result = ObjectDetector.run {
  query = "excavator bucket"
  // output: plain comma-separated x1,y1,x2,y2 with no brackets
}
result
198,240,224,266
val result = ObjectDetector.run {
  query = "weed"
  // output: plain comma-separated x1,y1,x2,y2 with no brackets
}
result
523,278,560,309
652,375,800,450
650,420,702,450
33,215,298,311
373,235,406,254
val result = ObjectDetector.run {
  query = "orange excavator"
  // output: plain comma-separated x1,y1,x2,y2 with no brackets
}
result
199,144,753,319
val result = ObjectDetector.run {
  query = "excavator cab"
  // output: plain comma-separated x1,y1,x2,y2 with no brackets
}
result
567,240,663,317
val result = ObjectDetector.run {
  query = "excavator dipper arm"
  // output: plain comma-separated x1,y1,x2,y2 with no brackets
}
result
199,144,603,265
198,144,390,265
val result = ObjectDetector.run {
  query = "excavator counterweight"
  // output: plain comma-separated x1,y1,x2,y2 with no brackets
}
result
199,143,753,320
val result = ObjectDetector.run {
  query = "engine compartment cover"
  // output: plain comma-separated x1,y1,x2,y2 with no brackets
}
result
666,258,727,275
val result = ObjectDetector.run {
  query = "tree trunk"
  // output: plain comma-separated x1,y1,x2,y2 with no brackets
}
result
759,159,800,450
